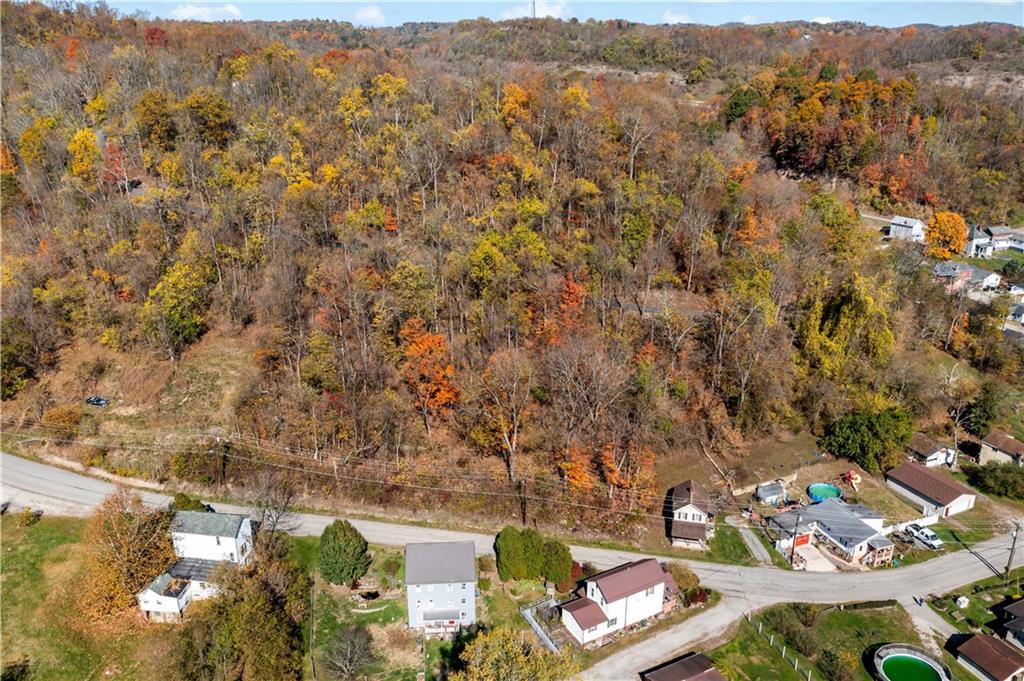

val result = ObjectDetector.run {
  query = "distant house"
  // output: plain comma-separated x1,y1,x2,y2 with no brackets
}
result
138,510,253,623
560,558,676,647
907,432,957,468
934,262,974,293
755,480,788,506
889,216,926,243
967,224,995,258
999,599,1024,651
955,633,1024,681
980,431,1024,467
769,498,893,568
970,267,1003,291
1009,285,1024,303
885,462,976,518
404,541,477,635
667,480,716,549
1009,304,1024,324
640,652,727,681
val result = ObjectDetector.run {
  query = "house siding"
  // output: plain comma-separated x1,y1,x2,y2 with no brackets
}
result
886,479,975,518
406,580,476,631
563,577,665,646
172,518,253,565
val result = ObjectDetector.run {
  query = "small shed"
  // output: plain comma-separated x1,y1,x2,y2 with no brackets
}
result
755,481,787,506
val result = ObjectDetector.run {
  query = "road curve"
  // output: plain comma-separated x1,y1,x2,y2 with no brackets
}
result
4,452,1022,678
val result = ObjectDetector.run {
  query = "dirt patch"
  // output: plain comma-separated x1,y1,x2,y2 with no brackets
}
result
370,623,418,668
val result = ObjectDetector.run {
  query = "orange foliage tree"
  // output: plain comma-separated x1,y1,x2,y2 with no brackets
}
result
80,488,176,619
399,317,459,436
925,211,968,260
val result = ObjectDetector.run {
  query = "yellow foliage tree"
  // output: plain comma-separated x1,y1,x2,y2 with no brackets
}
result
67,128,102,185
80,488,176,619
925,211,968,260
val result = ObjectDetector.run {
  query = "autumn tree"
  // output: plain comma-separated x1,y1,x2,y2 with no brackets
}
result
67,128,102,186
81,488,176,617
140,262,210,360
478,349,534,481
925,211,968,260
399,317,459,436
449,626,579,681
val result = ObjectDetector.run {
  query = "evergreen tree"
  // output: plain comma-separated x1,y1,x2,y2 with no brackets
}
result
320,520,371,586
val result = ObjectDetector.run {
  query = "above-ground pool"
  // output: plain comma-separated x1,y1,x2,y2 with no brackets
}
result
807,482,842,503
873,644,951,681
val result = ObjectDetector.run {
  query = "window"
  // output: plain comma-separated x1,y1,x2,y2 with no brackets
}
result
416,585,422,592
586,626,597,633
416,600,421,608
447,583,453,591
608,617,617,627
427,584,434,592
461,612,466,619
461,598,466,604
229,552,235,561
645,586,655,596
462,583,467,589
215,536,221,545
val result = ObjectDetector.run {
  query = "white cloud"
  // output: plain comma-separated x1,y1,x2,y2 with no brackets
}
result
662,8,691,24
354,5,386,26
168,3,241,21
739,14,758,24
502,0,569,20
811,16,834,24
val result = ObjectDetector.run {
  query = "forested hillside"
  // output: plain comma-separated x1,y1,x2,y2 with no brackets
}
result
2,2,1023,536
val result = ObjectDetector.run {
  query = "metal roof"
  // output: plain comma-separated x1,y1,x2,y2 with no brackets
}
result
404,541,476,585
422,609,461,622
562,597,608,630
168,558,223,582
771,498,884,549
589,558,667,602
669,480,713,513
171,511,245,538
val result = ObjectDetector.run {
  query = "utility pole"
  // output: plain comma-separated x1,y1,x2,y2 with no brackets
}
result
790,513,802,569
532,0,536,18
1007,520,1021,580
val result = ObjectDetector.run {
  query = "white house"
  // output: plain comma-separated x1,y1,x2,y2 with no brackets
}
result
404,541,477,635
138,510,252,623
885,462,976,518
888,216,926,242
770,498,893,568
907,432,957,468
560,558,675,647
966,225,995,258
970,267,1003,291
666,480,715,549
1009,285,1024,303
964,225,1024,259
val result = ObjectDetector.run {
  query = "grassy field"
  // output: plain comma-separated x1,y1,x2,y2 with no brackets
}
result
928,567,1024,633
0,516,174,681
711,618,803,681
580,520,754,566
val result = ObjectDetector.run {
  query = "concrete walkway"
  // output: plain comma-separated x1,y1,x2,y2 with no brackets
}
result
898,596,961,654
725,515,772,566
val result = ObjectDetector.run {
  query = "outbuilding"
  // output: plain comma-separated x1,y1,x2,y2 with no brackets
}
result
885,462,976,518
956,634,1024,681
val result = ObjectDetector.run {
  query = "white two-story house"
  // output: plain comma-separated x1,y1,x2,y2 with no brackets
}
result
560,558,676,647
888,216,926,243
404,541,477,635
667,479,716,549
138,510,253,622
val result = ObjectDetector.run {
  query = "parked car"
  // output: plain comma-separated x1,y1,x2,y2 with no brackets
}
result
908,524,945,550
889,529,914,544
84,396,109,407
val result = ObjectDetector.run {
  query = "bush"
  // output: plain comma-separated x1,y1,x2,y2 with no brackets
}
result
665,561,700,592
478,577,492,592
495,526,525,581
381,555,402,577
965,462,1024,500
542,538,572,586
520,529,545,579
819,649,858,681
476,554,496,573
494,526,572,584
684,588,710,606
819,407,913,474
791,602,821,627
171,492,208,512
320,520,371,586
16,507,40,527
40,404,85,438
791,626,820,656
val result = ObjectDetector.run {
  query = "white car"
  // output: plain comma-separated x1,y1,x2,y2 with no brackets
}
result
908,524,944,550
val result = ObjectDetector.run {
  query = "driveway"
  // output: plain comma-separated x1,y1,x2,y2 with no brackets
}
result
4,452,1023,679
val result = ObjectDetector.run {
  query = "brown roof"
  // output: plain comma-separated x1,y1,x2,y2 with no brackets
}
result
885,462,974,506
957,634,1024,680
670,480,712,514
641,652,727,681
671,520,710,541
1005,599,1024,619
561,597,607,630
908,432,946,457
590,558,667,602
984,430,1024,458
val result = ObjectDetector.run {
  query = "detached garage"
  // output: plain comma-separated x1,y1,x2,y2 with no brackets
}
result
885,462,976,518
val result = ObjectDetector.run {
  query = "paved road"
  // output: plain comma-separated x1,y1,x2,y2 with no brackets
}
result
4,452,1022,679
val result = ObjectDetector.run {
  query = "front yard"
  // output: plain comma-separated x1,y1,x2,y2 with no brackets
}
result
928,566,1024,633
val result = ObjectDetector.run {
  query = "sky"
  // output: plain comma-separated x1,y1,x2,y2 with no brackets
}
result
112,1,1024,29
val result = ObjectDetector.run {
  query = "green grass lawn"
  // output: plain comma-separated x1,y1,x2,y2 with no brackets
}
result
928,567,1024,633
578,520,754,566
716,603,924,681
0,516,174,681
711,618,803,681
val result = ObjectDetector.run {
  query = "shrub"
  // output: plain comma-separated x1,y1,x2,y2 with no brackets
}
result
171,492,208,512
965,462,1024,500
819,649,858,681
665,561,700,592
495,526,525,581
684,588,710,606
791,602,821,627
478,577,492,591
16,507,40,527
476,554,496,573
381,555,402,577
320,520,371,586
40,404,84,438
819,407,913,474
520,528,545,579
79,446,107,468
791,626,820,656
542,539,572,586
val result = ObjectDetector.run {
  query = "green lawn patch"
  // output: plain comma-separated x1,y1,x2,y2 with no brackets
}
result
928,567,1024,633
710,618,803,681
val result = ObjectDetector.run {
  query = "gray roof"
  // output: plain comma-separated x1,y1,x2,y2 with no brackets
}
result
970,267,997,283
771,498,884,550
890,216,924,228
404,541,476,585
168,558,223,582
171,510,245,538
145,572,189,598
422,609,461,622
933,262,973,278
756,482,786,500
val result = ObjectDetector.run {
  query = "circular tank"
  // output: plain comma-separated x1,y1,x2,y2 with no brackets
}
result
807,482,842,503
873,644,951,681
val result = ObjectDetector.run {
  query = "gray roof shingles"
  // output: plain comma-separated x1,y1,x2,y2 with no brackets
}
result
404,541,476,585
171,511,245,538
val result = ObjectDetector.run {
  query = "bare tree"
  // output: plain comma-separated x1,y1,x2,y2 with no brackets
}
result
546,336,631,447
248,469,299,541
323,625,377,681
479,348,534,482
